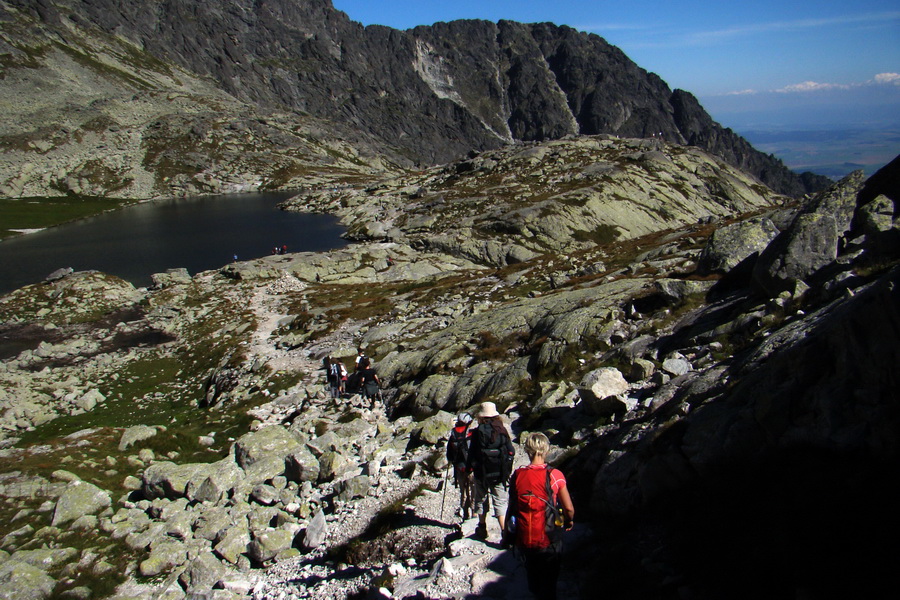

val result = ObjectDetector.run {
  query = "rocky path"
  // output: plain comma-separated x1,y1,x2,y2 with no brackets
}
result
248,436,587,600
208,274,589,599
250,470,542,600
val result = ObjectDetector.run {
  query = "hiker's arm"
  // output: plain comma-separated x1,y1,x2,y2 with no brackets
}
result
504,474,517,525
558,485,575,531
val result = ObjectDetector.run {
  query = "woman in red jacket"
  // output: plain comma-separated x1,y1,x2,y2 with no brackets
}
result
505,432,575,600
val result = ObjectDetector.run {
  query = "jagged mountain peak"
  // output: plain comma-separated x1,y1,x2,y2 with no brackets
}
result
0,0,830,201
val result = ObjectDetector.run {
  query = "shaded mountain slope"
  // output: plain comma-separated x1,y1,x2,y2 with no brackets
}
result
2,0,830,197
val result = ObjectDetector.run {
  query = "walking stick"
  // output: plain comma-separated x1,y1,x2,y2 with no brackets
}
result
440,463,450,522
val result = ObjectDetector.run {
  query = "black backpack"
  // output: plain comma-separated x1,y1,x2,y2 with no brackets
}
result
447,428,469,466
477,426,513,485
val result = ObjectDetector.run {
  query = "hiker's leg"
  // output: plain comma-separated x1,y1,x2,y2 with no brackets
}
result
489,483,508,532
473,479,488,521
472,479,489,536
524,549,561,600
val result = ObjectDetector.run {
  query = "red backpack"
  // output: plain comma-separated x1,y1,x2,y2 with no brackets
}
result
511,466,565,550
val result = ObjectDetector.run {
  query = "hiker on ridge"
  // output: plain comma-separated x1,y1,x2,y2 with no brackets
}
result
466,401,515,540
446,412,475,520
505,432,574,600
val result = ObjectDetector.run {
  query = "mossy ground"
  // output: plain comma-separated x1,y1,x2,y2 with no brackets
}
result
0,196,136,240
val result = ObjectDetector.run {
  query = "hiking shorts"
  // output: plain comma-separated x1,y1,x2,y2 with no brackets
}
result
473,479,508,518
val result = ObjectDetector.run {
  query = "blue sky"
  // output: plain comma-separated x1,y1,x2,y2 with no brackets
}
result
331,0,899,130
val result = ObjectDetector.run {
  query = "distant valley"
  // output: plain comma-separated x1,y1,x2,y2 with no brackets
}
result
740,125,900,179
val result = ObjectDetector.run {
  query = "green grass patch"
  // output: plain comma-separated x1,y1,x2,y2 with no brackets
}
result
572,224,621,246
0,196,135,240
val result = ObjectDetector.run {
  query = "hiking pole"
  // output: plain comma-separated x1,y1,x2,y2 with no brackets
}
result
440,463,450,522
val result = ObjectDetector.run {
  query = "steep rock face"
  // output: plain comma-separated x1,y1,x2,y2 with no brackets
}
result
563,159,900,599
5,0,829,196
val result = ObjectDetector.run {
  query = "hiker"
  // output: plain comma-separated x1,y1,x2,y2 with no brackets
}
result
328,358,343,399
323,356,337,398
505,432,574,600
354,348,367,372
358,357,381,404
338,360,348,396
446,412,475,520
466,401,515,540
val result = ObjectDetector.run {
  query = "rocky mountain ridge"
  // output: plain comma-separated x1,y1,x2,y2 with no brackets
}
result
1,0,830,201
0,143,896,599
282,135,785,267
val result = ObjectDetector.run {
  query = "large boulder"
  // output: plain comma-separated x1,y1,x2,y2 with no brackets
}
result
336,475,371,501
178,552,230,591
414,411,455,445
697,217,780,275
142,462,208,500
51,482,111,527
285,446,321,483
577,368,630,416
118,425,160,451
754,171,865,295
234,427,305,470
214,525,251,565
0,561,56,600
317,450,354,483
185,459,244,504
138,540,188,577
302,510,328,550
247,529,293,564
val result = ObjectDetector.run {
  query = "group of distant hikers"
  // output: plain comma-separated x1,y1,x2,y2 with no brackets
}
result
322,349,382,404
446,401,575,600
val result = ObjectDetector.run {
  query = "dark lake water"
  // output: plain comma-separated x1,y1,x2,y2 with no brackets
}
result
0,192,347,296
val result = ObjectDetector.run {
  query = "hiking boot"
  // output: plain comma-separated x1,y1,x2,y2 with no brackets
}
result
474,523,488,539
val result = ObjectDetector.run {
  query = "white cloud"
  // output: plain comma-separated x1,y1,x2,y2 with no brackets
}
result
873,72,900,85
776,81,851,93
724,89,758,96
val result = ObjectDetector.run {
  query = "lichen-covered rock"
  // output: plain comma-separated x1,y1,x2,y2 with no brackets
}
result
179,551,230,592
9,547,77,571
185,459,244,504
755,171,865,295
233,427,304,470
0,560,56,600
697,217,780,275
247,529,293,564
317,451,354,483
214,525,251,565
414,411,455,445
285,446,321,484
336,475,371,502
139,540,188,577
119,425,160,451
152,268,192,289
51,482,111,527
143,462,208,500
